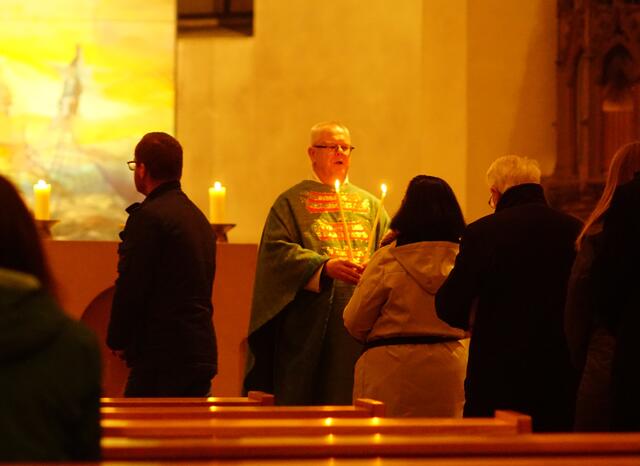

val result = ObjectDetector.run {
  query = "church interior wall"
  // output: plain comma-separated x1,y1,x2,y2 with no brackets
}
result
466,0,557,221
177,0,558,243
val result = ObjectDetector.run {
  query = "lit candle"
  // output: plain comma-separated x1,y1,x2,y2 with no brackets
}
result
334,179,354,261
208,181,226,223
33,179,51,220
367,183,387,259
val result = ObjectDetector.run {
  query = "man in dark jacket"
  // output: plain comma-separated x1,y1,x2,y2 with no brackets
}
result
435,155,582,432
107,132,217,396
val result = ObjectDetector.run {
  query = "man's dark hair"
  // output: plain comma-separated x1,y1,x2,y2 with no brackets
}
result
0,175,56,295
135,132,183,181
390,175,466,246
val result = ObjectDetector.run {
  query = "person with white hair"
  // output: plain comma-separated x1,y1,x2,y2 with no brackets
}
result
436,154,582,432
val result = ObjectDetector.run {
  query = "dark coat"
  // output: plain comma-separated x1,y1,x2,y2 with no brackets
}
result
107,181,217,375
564,226,615,431
591,173,640,431
435,183,582,432
0,268,101,461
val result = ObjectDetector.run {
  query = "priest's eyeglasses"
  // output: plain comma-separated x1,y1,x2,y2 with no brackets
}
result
127,160,138,171
313,144,355,154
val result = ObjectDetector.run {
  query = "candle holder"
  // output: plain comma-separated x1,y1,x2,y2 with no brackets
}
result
35,219,59,238
210,223,236,243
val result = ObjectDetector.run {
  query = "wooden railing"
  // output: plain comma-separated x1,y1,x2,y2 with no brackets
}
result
93,395,640,464
102,409,530,438
101,432,640,461
100,398,385,420
100,390,275,408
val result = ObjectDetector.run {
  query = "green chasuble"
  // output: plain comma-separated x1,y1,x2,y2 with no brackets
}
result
244,180,390,405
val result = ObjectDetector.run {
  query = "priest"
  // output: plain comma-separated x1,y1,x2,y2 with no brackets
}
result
244,121,389,405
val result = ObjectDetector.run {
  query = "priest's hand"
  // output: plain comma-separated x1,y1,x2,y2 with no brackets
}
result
324,258,364,285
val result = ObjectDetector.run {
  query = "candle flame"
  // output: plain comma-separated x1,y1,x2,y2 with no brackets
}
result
36,179,48,187
213,181,222,190
381,183,387,196
334,179,341,192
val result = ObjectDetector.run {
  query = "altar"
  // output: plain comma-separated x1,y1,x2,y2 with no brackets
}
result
43,240,258,396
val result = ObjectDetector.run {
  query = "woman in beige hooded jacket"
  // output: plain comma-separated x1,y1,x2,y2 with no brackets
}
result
344,175,469,417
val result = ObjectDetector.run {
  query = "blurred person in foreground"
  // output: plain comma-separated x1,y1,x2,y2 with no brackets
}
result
0,175,101,461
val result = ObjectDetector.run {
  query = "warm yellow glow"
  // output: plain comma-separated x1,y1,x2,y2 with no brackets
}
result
334,179,341,192
33,179,51,220
380,183,387,197
370,417,381,426
323,417,334,426
2,0,175,240
208,181,226,223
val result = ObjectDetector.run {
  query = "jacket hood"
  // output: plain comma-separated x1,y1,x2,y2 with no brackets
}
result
0,268,67,363
389,241,458,295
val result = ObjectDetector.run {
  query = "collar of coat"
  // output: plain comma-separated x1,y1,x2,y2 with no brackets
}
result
146,179,181,200
496,183,547,212
125,180,181,214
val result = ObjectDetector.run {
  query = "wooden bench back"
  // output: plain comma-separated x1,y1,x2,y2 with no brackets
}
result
101,398,384,420
102,432,640,461
102,410,531,438
100,391,275,408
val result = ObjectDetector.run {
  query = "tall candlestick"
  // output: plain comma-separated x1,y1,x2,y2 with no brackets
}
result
334,179,354,261
33,179,51,220
208,181,226,223
367,183,387,259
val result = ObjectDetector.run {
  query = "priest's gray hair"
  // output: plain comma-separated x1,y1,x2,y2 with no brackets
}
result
486,155,541,194
310,121,350,144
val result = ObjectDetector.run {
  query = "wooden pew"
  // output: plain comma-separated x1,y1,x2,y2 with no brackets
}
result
102,410,531,438
101,432,640,461
10,455,640,466
100,391,275,408
100,398,385,420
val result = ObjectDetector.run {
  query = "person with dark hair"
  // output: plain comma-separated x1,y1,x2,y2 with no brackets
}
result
343,175,468,417
107,132,218,396
0,175,101,461
436,155,582,432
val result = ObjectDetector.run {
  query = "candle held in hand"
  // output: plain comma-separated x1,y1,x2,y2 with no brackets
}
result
208,181,226,223
367,183,387,259
334,179,354,261
33,179,51,220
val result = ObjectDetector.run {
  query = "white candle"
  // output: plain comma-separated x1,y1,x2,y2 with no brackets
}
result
208,181,226,223
367,183,387,259
33,179,51,220
334,179,354,261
